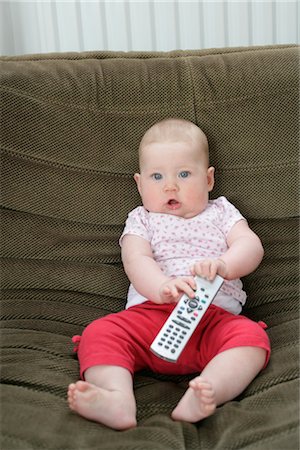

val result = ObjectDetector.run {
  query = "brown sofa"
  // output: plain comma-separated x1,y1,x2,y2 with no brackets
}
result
1,45,299,449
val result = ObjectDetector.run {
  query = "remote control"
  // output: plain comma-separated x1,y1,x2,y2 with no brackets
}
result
150,275,224,362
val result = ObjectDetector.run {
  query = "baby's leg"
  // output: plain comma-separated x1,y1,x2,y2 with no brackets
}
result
171,346,266,423
68,365,136,430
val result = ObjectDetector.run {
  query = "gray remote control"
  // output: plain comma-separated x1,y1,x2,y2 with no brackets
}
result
150,275,224,362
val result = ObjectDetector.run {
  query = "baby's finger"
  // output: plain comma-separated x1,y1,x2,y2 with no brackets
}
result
181,276,197,291
169,285,180,299
175,279,196,298
194,260,217,281
207,262,218,281
161,286,177,303
193,261,208,278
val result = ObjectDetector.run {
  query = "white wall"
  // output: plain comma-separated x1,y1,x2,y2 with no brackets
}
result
0,1,299,56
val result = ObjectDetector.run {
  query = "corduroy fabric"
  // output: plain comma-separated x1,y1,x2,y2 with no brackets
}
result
0,45,299,449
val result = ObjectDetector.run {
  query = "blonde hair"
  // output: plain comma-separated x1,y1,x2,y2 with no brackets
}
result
139,118,209,166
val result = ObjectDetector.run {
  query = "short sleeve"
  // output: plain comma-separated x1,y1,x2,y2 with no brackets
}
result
119,206,151,246
214,196,246,237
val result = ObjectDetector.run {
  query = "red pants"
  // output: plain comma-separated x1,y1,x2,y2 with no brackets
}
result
73,302,271,379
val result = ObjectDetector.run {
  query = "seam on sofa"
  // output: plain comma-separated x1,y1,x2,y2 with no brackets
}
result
2,343,72,360
0,83,297,113
0,206,125,237
1,249,120,265
0,147,133,178
196,87,298,107
0,44,297,62
0,84,193,115
1,147,297,178
216,161,298,172
185,57,197,123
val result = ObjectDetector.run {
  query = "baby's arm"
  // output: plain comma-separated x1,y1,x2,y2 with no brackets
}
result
121,234,196,303
193,220,264,281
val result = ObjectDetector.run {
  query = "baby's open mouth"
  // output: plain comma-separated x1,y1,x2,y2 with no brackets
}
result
167,199,180,209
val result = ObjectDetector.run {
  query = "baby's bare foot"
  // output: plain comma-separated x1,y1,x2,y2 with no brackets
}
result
171,376,216,422
67,381,136,430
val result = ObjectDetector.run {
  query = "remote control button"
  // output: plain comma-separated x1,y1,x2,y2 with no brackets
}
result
172,319,190,329
188,299,198,309
179,317,192,324
171,349,176,353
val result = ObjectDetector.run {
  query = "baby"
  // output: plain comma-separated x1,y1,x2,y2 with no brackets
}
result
68,118,270,430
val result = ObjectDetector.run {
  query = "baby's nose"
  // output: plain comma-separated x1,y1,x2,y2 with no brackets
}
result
163,179,178,191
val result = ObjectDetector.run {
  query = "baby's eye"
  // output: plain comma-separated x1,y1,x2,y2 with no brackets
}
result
151,173,163,181
179,171,191,179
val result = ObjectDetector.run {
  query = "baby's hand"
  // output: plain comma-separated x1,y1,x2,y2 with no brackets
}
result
159,277,196,304
192,258,228,281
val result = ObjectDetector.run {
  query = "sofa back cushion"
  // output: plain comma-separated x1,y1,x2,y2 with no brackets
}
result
1,46,298,317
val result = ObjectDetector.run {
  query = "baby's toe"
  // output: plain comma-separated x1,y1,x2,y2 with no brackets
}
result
75,380,90,392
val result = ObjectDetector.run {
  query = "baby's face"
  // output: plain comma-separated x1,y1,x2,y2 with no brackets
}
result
134,140,215,219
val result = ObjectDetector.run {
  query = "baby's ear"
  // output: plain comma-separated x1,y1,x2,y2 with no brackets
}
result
207,166,215,192
134,173,141,193
133,173,140,183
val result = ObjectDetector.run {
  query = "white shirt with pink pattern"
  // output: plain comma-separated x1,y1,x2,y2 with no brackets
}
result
120,196,247,314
